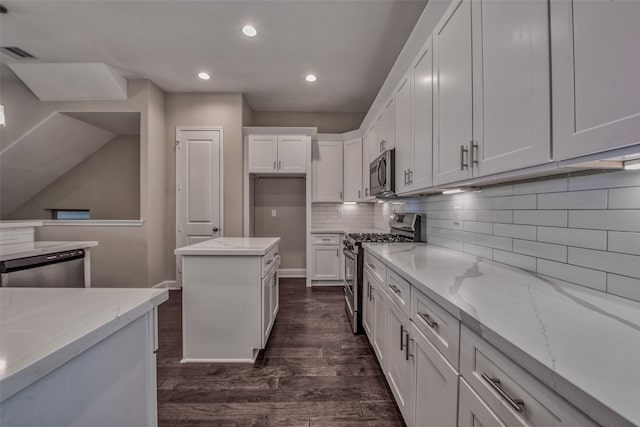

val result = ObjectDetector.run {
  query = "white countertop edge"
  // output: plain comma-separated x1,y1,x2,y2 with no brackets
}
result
0,241,99,261
363,243,639,427
0,221,43,229
41,220,144,227
0,289,168,403
174,238,280,256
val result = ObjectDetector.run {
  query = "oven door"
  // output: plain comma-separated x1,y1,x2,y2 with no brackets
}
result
343,248,358,332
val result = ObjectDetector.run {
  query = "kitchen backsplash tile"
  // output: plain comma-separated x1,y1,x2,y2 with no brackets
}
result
312,203,374,230
372,169,640,303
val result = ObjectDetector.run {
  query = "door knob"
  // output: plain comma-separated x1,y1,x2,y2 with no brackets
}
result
212,227,219,232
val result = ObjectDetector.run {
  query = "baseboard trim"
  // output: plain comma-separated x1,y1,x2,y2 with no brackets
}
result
153,280,179,289
311,280,345,287
279,268,306,278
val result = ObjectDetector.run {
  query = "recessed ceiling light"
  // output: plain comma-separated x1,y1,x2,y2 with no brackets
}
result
305,74,317,82
198,72,211,80
242,25,257,37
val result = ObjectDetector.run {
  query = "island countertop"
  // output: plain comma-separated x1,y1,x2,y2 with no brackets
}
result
364,242,640,427
0,241,98,262
0,287,168,403
174,237,280,256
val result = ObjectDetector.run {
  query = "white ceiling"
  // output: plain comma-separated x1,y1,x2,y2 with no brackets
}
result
0,0,428,112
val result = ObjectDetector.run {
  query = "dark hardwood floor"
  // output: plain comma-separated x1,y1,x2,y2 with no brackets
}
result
156,278,405,426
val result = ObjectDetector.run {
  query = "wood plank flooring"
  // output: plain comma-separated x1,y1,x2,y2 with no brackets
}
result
156,278,405,426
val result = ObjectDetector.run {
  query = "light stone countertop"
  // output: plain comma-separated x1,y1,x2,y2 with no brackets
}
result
174,237,280,256
0,241,98,262
310,228,381,235
0,287,168,403
364,242,640,427
0,221,43,229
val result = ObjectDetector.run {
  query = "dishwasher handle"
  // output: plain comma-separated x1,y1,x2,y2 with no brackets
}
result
0,249,85,274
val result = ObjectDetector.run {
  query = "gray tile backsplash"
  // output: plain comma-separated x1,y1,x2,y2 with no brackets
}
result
373,170,640,303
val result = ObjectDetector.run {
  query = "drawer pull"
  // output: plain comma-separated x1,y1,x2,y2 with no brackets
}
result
481,373,525,413
389,284,401,295
367,262,376,269
417,312,438,329
266,259,273,265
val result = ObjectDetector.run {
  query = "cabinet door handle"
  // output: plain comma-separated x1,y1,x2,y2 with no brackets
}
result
400,324,405,350
460,145,469,170
358,190,361,199
417,312,438,329
365,188,369,197
405,334,413,361
336,248,339,257
470,141,479,167
273,160,277,170
481,373,525,413
278,160,282,170
339,191,343,200
409,169,413,184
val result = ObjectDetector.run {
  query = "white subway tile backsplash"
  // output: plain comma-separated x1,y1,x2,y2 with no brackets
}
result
537,259,606,291
480,185,513,197
608,232,640,256
569,248,640,279
607,274,640,303
608,187,640,209
537,227,607,250
493,250,537,271
463,242,493,259
427,235,463,252
569,210,640,232
537,190,608,210
569,170,640,191
477,234,512,251
463,221,493,235
493,195,537,210
493,224,537,240
513,210,568,227
513,177,568,195
513,239,567,262
463,197,493,210
477,210,513,224
460,210,477,221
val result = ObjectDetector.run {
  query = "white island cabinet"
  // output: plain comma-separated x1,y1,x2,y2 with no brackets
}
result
0,287,168,427
175,237,281,363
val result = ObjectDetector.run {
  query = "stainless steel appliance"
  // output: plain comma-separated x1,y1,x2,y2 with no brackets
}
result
343,212,421,333
0,249,86,287
370,149,395,197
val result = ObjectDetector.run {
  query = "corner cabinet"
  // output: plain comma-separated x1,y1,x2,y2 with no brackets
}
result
551,0,640,160
343,137,363,202
312,140,343,202
433,0,551,186
248,135,307,174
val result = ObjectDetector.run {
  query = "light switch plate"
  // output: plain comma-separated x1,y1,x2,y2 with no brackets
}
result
271,210,277,217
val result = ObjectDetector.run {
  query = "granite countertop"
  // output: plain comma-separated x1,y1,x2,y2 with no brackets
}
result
0,287,168,403
174,237,280,256
0,241,98,262
364,242,640,427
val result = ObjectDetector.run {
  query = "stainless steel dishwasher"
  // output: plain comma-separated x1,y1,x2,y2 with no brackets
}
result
0,249,86,287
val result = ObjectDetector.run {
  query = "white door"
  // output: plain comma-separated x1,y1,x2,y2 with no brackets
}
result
248,135,277,173
381,95,397,151
472,0,551,176
277,135,307,173
551,0,640,160
433,0,473,186
368,123,379,163
395,73,412,195
362,269,375,343
343,138,362,201
411,37,434,191
311,246,340,280
262,270,274,343
372,282,388,372
386,300,413,422
176,128,223,285
410,324,458,427
458,378,506,427
312,141,343,202
362,133,372,200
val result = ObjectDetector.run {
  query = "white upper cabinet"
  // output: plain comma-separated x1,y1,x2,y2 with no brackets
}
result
312,140,344,202
368,123,379,163
376,95,397,155
472,0,551,176
410,38,434,192
395,72,413,195
433,0,474,186
551,0,640,160
248,135,307,174
343,137,363,202
362,132,374,200
248,135,279,173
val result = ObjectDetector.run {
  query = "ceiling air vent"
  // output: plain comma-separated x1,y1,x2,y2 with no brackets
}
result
1,47,37,59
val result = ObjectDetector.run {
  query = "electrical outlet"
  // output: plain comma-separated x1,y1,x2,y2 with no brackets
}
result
271,210,277,217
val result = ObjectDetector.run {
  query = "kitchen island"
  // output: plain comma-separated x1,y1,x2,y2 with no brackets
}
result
175,237,280,362
0,287,168,427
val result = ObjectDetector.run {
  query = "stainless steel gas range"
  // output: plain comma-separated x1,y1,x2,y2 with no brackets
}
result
343,213,421,334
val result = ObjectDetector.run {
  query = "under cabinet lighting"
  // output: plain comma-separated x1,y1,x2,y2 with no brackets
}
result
198,72,211,80
343,202,357,205
242,25,257,37
442,188,464,195
377,200,384,203
305,74,317,82
624,159,640,170
0,105,5,127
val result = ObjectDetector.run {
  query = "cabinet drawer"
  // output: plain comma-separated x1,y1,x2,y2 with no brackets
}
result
261,245,280,277
311,233,341,245
364,250,386,284
460,326,597,427
411,286,460,370
386,269,411,316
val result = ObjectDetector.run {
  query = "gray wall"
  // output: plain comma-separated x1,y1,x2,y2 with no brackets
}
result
253,177,306,270
252,111,364,133
7,135,140,220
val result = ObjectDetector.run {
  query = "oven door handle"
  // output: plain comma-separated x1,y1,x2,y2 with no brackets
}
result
343,250,355,261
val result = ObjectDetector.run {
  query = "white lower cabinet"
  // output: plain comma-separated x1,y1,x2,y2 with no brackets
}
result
372,279,389,372
386,298,414,422
310,233,341,281
410,324,459,427
262,263,279,342
458,377,506,427
362,268,375,343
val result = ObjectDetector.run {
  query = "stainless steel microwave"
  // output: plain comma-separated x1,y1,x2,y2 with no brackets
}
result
370,149,395,197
